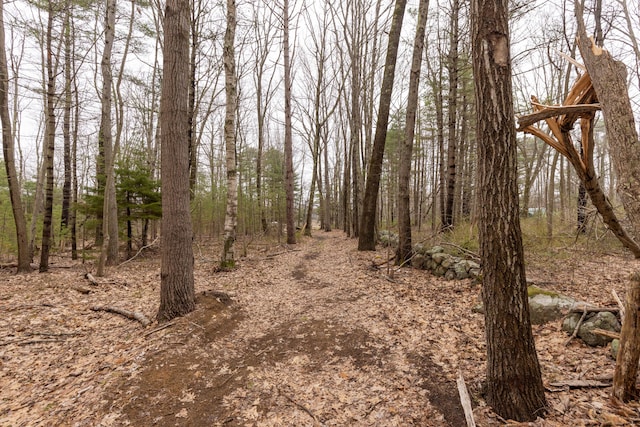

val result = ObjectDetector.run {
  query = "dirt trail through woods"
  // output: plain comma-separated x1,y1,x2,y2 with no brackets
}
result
114,232,470,426
3,230,637,426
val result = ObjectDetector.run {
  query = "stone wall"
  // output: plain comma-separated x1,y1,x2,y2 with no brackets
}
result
378,231,481,281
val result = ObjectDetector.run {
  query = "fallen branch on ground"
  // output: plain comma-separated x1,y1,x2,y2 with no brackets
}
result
456,370,476,427
548,379,612,389
144,319,178,337
91,306,151,327
592,328,620,340
280,390,321,426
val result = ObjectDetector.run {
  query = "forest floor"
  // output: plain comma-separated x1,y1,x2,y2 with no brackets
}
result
2,230,640,426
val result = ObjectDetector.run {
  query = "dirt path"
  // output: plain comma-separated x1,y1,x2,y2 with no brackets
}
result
110,231,473,426
3,230,638,426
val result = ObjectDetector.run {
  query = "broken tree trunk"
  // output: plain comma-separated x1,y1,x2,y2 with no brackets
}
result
575,4,640,241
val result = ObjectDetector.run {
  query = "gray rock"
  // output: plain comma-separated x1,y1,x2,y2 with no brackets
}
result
445,269,457,280
442,256,460,269
454,262,470,280
562,313,582,334
411,254,426,269
426,246,444,255
467,261,480,271
432,252,450,265
469,268,481,279
425,260,438,271
579,311,620,346
472,303,485,314
413,243,426,255
611,339,620,359
529,292,577,325
434,265,447,277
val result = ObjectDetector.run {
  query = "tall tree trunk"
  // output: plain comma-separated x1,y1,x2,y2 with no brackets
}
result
358,0,407,251
221,0,238,267
443,0,460,230
0,0,30,272
39,2,57,273
157,0,196,322
61,4,72,231
397,0,429,264
96,0,118,276
471,0,547,420
322,131,331,232
283,0,296,244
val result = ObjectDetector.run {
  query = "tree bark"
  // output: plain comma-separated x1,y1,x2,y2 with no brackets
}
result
443,0,460,231
157,0,196,322
0,0,30,272
396,0,429,264
221,0,238,267
613,273,640,401
358,0,407,251
96,0,118,276
471,0,548,420
39,2,57,273
283,0,296,245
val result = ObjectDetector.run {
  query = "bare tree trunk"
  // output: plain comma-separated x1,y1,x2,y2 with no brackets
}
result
283,0,296,245
396,0,429,264
443,0,460,230
157,0,195,322
61,3,71,231
96,0,118,276
221,0,238,267
0,0,30,272
472,0,547,420
358,0,407,251
39,2,57,273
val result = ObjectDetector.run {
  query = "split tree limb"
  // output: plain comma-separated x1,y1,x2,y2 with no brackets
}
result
91,306,151,327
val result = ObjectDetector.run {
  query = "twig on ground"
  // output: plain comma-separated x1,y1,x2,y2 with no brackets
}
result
281,391,322,426
565,306,588,346
144,319,178,337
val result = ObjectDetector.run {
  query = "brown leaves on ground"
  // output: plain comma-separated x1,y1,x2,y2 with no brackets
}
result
1,231,640,426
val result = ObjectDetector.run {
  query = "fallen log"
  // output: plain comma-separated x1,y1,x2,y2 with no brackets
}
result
91,306,151,327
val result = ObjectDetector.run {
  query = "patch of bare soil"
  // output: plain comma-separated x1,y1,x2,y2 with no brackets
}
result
1,231,640,426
